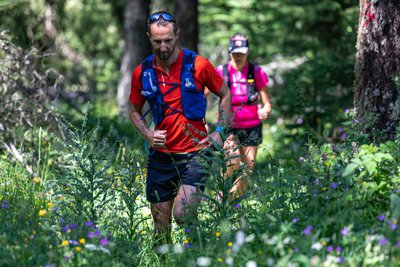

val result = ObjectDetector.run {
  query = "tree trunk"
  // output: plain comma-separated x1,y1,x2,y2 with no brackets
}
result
174,0,198,52
354,0,400,140
117,0,151,117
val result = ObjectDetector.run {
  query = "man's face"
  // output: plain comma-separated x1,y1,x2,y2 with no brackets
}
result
148,23,179,60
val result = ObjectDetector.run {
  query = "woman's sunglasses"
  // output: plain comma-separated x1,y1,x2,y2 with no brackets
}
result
148,12,176,24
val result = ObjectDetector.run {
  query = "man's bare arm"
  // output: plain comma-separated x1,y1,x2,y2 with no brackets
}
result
129,104,167,148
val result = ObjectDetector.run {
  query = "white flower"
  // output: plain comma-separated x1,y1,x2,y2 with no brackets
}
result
173,244,183,254
235,230,246,246
226,257,234,266
266,258,274,266
196,256,211,266
157,244,169,254
246,260,257,267
311,242,323,250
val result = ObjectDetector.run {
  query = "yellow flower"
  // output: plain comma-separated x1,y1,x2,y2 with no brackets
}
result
321,241,327,246
79,238,86,244
215,231,221,238
184,238,190,244
47,202,53,209
217,258,223,262
227,242,233,247
140,230,146,235
135,196,140,201
38,209,47,217
61,240,69,246
76,246,82,252
33,177,41,183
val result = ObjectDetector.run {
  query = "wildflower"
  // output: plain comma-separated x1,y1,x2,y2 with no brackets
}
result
341,133,347,139
292,217,299,224
225,256,234,266
327,245,334,253
196,256,211,266
184,238,190,244
331,183,337,189
33,177,41,183
203,197,208,202
217,258,223,262
38,209,47,217
303,225,313,235
321,241,327,246
246,260,257,267
95,230,101,236
396,240,400,247
140,230,146,235
47,202,53,209
228,241,233,247
69,240,79,245
235,231,245,246
76,247,82,252
215,231,221,238
79,238,85,244
322,153,327,160
311,242,323,250
85,221,93,227
296,117,303,124
87,232,95,239
379,237,388,246
185,228,191,233
336,246,342,253
338,257,345,264
389,219,397,230
157,245,169,254
377,215,385,221
235,203,240,209
100,238,108,246
61,240,69,246
310,256,321,266
340,227,349,236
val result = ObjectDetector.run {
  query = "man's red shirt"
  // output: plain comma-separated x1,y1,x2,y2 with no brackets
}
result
130,49,223,153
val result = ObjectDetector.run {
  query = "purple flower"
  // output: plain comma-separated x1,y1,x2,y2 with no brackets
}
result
203,198,208,202
332,145,337,151
331,183,338,189
379,238,388,246
62,226,69,232
341,133,347,139
185,243,192,249
85,221,93,227
185,228,191,233
327,245,334,253
235,203,240,209
338,128,343,134
338,257,345,264
336,246,342,253
68,239,79,245
377,215,385,221
344,108,349,113
296,117,303,125
87,232,95,238
396,240,400,247
340,227,349,236
303,225,313,235
389,220,397,230
294,247,299,252
95,230,101,236
292,217,300,224
393,188,398,193
322,153,327,160
100,238,108,246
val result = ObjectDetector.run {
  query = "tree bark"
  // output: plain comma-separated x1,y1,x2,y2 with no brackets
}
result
354,0,400,140
117,0,151,117
174,0,198,52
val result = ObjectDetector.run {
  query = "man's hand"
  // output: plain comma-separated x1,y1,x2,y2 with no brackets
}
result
146,130,167,147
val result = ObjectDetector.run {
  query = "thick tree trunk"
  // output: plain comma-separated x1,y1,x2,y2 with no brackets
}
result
174,0,198,52
117,0,151,117
354,0,400,140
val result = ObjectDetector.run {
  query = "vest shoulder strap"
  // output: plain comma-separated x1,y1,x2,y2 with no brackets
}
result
222,64,230,88
247,62,254,80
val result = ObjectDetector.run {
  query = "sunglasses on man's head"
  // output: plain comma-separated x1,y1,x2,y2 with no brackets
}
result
148,12,176,24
